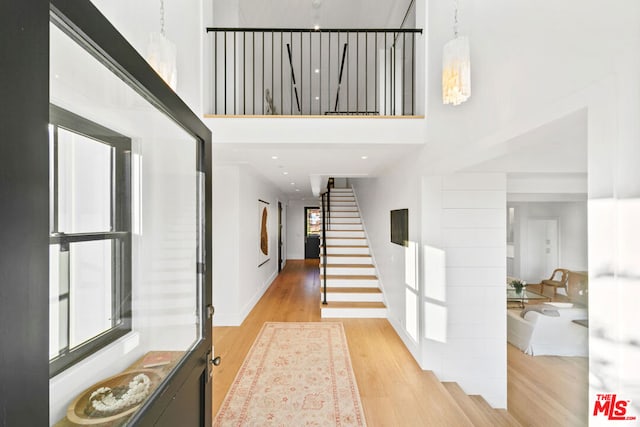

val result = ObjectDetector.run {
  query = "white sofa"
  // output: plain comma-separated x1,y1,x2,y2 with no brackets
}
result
507,304,588,357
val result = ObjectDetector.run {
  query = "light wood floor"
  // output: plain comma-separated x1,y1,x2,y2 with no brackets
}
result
212,260,588,426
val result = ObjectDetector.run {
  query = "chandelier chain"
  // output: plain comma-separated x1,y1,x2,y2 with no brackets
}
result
160,0,165,36
453,0,459,38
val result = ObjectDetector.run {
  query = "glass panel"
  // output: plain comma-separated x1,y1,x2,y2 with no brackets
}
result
57,128,112,233
69,240,113,348
307,208,321,236
58,298,69,355
49,244,60,359
49,124,55,233
50,21,201,426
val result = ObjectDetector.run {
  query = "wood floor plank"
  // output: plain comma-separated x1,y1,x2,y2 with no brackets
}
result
212,260,588,426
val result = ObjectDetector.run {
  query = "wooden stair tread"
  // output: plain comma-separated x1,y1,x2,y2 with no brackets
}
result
321,274,378,280
469,396,513,427
442,383,498,427
495,409,523,426
322,263,374,268
322,254,370,257
321,301,386,309
322,245,368,248
325,287,382,293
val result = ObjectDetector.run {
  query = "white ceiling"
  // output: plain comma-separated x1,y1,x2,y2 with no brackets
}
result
213,142,423,198
238,0,409,28
463,108,588,174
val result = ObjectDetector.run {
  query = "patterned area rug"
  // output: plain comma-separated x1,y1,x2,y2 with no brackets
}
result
215,322,367,426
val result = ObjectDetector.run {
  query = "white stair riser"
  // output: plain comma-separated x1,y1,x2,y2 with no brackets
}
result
324,247,370,255
322,238,367,246
327,224,363,231
321,308,388,318
323,278,379,287
326,230,365,238
327,211,359,217
324,217,361,223
329,198,355,203
321,255,372,264
329,206,358,212
321,293,384,302
324,266,376,275
331,202,357,208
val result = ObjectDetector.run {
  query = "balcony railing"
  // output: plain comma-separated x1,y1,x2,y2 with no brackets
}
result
206,27,422,116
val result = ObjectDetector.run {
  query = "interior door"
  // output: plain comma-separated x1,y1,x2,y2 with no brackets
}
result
48,2,213,426
525,218,559,283
304,207,321,259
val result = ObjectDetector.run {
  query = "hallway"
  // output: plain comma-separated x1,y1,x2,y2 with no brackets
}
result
212,260,587,426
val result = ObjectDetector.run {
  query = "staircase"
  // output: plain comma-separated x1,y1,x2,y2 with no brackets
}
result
319,187,387,318
442,382,523,426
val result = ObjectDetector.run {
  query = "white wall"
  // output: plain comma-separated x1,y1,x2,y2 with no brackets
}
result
212,165,240,323
286,200,310,260
212,164,285,325
421,173,507,408
509,202,588,282
354,170,507,407
421,0,640,412
351,155,423,357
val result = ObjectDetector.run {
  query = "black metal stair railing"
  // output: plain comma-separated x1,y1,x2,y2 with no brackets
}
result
206,27,422,116
321,178,334,305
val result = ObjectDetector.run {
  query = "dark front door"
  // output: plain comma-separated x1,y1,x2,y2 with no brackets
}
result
304,207,321,259
17,2,214,426
278,202,283,272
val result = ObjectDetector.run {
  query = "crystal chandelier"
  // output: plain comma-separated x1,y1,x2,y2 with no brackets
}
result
146,0,177,90
442,0,470,105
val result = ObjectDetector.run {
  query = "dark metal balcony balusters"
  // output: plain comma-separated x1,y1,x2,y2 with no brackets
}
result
206,28,422,116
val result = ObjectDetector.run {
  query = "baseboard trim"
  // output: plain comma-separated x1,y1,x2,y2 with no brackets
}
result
387,314,421,366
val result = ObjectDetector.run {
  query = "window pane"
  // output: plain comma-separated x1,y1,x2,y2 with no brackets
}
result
49,244,61,359
58,298,69,355
57,128,112,233
68,240,113,348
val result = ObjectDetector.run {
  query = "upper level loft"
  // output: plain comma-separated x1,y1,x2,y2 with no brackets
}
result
205,27,423,117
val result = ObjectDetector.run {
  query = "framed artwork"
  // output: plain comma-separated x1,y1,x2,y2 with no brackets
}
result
390,209,408,247
258,199,270,267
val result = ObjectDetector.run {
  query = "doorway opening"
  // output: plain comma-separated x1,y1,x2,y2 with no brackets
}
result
304,207,321,259
278,201,283,272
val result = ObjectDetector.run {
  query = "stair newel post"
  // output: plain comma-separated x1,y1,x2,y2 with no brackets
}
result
322,192,328,305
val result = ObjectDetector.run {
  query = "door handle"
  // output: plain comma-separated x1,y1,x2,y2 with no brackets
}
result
207,353,222,381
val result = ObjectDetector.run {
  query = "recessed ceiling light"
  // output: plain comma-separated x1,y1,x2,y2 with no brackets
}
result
361,155,368,160
314,24,320,31
271,155,278,160
290,182,295,185
283,171,289,175
315,96,320,100
314,69,320,74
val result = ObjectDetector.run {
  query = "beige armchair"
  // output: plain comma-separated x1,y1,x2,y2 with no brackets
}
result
541,268,570,296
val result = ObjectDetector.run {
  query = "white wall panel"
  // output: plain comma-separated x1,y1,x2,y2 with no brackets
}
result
442,209,504,228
